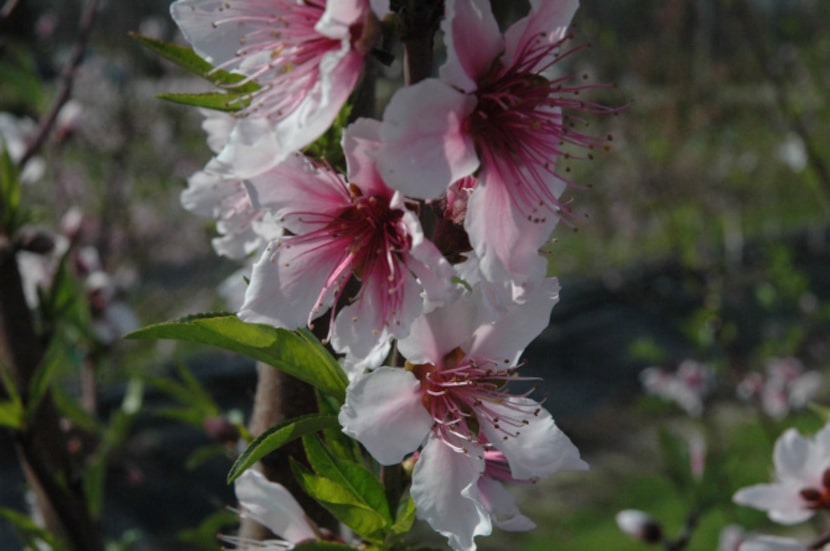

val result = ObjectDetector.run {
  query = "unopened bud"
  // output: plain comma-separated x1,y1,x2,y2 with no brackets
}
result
203,416,240,444
616,509,662,544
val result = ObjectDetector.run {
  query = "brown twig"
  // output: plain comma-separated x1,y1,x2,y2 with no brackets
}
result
16,0,99,171
0,238,104,551
0,0,23,20
736,0,830,209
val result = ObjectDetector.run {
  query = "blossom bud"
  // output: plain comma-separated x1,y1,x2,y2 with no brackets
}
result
616,509,662,544
203,416,240,445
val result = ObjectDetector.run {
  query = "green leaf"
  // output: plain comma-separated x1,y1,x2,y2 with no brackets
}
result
390,496,416,537
292,461,390,544
657,426,693,493
0,144,21,233
292,543,359,551
126,314,348,402
1,508,69,551
157,91,249,112
227,413,339,483
176,509,238,550
303,435,391,522
85,410,135,517
317,391,363,464
130,33,259,93
0,361,23,429
0,400,23,429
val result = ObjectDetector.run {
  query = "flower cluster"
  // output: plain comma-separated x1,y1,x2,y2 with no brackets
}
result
171,0,611,548
640,359,715,417
737,357,822,419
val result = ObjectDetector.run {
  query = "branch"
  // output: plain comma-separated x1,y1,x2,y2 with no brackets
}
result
16,0,99,171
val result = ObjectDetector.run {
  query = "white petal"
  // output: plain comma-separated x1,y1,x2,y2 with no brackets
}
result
339,368,433,465
477,477,535,532
234,469,317,543
482,398,587,481
740,535,807,551
733,483,813,525
411,435,489,551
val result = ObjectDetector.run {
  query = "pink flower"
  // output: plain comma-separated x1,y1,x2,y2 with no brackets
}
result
640,360,714,417
737,357,822,419
339,279,586,550
377,0,612,282
238,119,456,365
171,0,388,177
733,422,830,525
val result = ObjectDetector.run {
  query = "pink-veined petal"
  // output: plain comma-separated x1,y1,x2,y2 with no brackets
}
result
378,79,478,199
465,166,553,284
411,435,489,551
339,368,433,465
170,0,266,65
342,118,388,196
440,0,503,93
238,238,341,328
244,153,350,235
502,0,578,69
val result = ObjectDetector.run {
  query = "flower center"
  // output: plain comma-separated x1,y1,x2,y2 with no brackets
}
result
408,348,539,452
800,468,830,510
209,1,340,119
465,33,617,220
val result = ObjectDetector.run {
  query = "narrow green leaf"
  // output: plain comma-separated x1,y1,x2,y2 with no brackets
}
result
0,400,23,429
0,508,68,551
227,413,339,483
51,386,99,432
390,496,416,537
292,461,389,544
657,427,693,492
303,435,391,522
0,144,21,232
130,33,259,92
126,314,348,401
157,91,249,112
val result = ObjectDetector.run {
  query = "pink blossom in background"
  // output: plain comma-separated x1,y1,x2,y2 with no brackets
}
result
171,0,389,177
640,360,715,417
733,422,830,525
737,357,822,419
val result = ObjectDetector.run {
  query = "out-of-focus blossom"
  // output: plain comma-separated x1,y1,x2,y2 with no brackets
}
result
615,509,662,544
737,357,822,419
0,113,45,182
719,524,750,551
640,360,715,417
778,133,807,173
733,422,830,525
